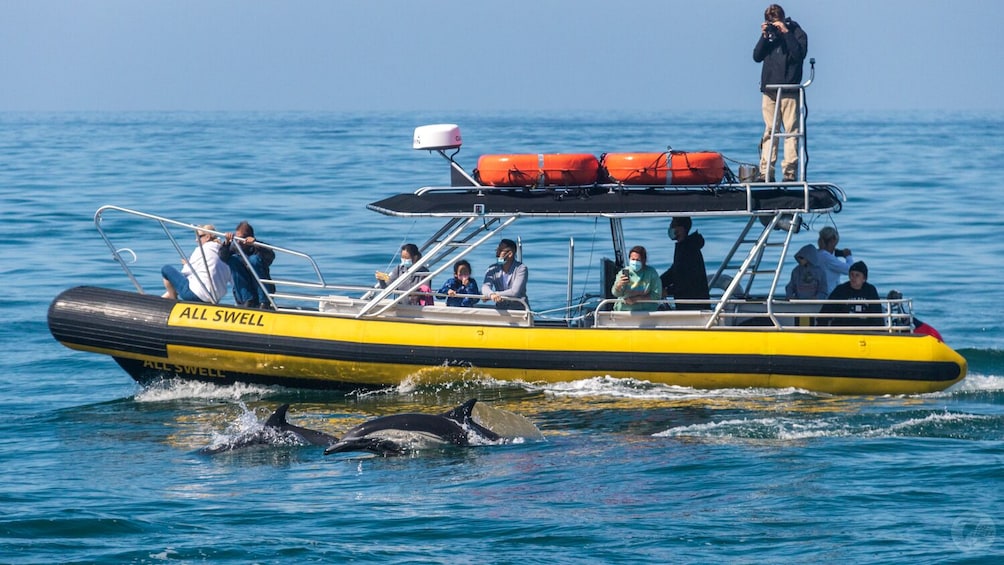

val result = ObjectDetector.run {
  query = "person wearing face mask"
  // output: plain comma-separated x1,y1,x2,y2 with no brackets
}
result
375,243,432,305
660,216,710,310
438,259,480,307
611,245,662,312
481,238,529,310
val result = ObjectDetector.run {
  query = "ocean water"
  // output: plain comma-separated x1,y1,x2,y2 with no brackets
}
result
2,110,1003,563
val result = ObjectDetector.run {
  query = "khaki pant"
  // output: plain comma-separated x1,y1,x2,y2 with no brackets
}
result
759,92,799,181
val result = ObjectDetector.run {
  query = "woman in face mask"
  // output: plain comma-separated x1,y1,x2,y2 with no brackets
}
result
611,245,662,311
375,243,432,305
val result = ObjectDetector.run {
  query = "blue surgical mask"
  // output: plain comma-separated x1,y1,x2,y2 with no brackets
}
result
496,256,505,265
401,259,413,268
628,259,642,272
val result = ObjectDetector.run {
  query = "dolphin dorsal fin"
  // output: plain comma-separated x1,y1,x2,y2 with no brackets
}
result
264,403,291,428
443,398,500,441
442,398,478,422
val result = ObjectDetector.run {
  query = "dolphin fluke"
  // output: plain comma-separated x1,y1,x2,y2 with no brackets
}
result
324,398,504,457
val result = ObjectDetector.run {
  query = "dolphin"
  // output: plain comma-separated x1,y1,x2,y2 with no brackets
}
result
323,398,501,456
198,403,339,455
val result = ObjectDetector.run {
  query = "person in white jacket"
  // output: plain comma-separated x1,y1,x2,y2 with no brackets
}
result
815,226,854,295
161,225,231,303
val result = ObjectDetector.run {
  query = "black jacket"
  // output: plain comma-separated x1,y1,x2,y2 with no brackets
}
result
820,281,882,326
661,231,710,308
753,18,808,92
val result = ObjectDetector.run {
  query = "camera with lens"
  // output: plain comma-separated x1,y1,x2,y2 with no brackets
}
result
764,21,778,40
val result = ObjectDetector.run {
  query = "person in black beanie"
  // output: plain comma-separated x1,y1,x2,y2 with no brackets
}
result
820,261,881,326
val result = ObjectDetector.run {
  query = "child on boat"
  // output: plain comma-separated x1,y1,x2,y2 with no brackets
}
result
784,243,828,299
820,261,882,326
438,260,480,307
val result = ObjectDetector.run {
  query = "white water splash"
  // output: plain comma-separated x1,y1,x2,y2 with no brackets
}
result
655,410,994,441
533,375,812,401
133,379,276,403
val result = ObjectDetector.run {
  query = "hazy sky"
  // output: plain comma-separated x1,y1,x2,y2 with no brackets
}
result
2,0,1000,112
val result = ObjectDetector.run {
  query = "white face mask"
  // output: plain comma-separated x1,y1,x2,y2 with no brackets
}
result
628,259,642,272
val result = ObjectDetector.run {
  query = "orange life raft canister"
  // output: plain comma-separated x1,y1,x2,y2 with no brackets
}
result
601,152,725,185
476,153,600,187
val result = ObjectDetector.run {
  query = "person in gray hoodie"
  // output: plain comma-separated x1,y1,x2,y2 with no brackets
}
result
784,243,828,299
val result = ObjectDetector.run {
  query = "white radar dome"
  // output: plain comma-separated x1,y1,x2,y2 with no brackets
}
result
413,124,462,150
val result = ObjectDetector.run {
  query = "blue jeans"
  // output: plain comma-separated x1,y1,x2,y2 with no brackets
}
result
161,265,202,302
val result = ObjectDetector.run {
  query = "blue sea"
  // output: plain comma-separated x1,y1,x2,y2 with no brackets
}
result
2,109,1003,563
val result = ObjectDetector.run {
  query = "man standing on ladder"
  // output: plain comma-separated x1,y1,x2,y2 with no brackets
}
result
753,4,808,182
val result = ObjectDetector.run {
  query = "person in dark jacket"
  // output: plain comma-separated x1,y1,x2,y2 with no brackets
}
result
438,259,480,307
220,221,275,308
753,4,808,182
820,261,882,326
660,217,710,310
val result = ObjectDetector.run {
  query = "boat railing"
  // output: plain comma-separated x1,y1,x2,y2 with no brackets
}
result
591,296,915,332
421,289,534,315
591,299,717,328
356,216,519,318
94,205,335,307
717,296,915,332
318,293,537,327
533,302,597,327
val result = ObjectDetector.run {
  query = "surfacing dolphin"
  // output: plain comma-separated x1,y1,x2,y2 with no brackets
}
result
323,398,503,456
199,403,339,455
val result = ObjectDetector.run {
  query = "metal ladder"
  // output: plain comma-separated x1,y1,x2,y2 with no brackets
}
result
708,214,801,327
763,58,815,182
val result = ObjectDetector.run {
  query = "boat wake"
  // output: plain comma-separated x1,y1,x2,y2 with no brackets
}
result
532,375,815,401
361,363,539,397
654,409,995,442
134,378,277,403
928,373,1004,397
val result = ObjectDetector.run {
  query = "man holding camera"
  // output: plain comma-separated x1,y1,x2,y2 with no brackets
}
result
816,226,855,295
753,4,808,182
